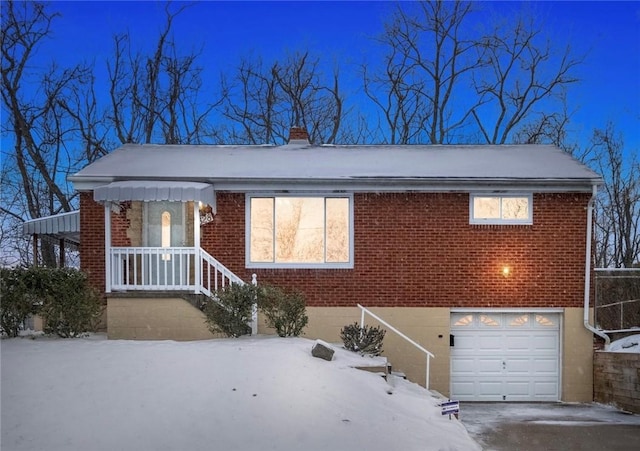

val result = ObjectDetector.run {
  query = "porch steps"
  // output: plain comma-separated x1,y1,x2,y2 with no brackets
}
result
354,362,392,378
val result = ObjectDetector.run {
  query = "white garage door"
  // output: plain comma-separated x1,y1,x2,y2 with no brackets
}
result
450,312,560,402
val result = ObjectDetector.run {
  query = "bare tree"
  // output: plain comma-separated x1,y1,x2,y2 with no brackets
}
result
1,1,95,266
364,1,481,144
365,1,581,145
471,12,582,144
220,51,343,145
107,2,215,145
588,124,640,268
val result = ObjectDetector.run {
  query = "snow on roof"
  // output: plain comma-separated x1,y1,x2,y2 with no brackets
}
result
70,143,602,190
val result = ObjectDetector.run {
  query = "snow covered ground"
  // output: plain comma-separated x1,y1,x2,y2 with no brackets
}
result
607,334,640,353
1,335,479,451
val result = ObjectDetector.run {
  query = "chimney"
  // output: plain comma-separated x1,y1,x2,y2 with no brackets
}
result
288,126,310,144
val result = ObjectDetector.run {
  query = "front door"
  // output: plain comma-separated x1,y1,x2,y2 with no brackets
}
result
144,201,187,286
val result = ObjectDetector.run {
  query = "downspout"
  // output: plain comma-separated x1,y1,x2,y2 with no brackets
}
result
584,184,610,348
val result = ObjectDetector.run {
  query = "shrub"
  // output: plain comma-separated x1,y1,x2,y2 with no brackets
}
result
340,322,386,356
258,285,308,337
0,268,35,337
38,268,102,338
204,283,257,337
0,267,101,338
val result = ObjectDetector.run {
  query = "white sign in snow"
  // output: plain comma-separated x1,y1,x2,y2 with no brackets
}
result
440,400,460,416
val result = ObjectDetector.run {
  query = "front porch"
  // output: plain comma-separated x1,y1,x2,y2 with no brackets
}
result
107,245,251,298
94,181,250,295
94,184,258,336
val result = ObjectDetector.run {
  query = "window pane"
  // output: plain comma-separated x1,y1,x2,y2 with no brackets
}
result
161,211,171,261
502,197,529,220
452,314,473,327
535,315,556,327
480,314,500,326
326,198,349,263
474,197,500,219
250,198,274,262
161,212,171,247
275,197,324,263
509,314,529,327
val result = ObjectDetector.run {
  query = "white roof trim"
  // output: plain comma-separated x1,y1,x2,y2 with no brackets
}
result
22,211,80,245
93,181,215,205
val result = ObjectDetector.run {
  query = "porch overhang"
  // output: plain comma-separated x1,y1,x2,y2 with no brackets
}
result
22,211,80,245
93,180,215,209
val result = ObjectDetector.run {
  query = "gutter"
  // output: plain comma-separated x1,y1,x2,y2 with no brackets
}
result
584,184,610,348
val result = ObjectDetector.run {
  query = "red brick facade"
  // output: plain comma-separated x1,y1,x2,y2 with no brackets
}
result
82,191,591,309
80,193,131,297
80,192,106,296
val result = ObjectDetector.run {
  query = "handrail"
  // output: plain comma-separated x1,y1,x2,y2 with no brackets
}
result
198,248,245,297
357,304,434,390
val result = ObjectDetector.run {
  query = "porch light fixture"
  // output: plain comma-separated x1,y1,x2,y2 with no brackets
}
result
502,266,511,277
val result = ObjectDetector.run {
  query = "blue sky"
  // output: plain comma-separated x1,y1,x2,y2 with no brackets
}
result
32,1,640,152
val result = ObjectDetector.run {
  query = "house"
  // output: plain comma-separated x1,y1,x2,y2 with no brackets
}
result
68,127,603,402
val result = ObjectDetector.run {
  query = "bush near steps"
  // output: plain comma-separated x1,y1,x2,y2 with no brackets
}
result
203,283,309,338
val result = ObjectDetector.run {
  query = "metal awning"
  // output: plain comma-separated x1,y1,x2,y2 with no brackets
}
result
93,181,215,206
22,211,80,245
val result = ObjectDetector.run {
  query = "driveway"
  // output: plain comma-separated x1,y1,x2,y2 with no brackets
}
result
459,402,640,451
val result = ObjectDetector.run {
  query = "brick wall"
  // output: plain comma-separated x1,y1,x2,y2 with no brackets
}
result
79,193,106,296
80,194,131,295
594,351,640,413
81,191,590,308
199,192,590,308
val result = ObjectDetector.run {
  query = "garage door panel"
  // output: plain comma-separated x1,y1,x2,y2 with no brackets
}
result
532,334,558,352
450,312,560,402
450,381,476,396
532,358,558,375
505,357,531,374
476,358,503,375
451,358,475,374
452,334,479,351
533,381,559,398
477,381,502,397
505,380,531,396
478,334,503,351
504,334,531,351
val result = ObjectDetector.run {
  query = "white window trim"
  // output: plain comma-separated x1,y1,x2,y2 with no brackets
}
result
469,193,533,225
245,193,355,269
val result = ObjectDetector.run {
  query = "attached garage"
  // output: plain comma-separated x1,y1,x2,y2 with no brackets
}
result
450,311,561,401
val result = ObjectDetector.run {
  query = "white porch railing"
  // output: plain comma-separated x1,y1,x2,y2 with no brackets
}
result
109,246,245,295
198,248,245,298
109,247,197,291
357,304,435,390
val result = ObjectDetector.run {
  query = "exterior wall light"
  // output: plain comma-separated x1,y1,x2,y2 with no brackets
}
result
502,266,511,277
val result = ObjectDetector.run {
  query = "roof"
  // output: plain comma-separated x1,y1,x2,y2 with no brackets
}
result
70,143,603,192
22,211,80,245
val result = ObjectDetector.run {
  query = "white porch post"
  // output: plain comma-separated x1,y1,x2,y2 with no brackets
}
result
104,203,112,293
194,202,201,294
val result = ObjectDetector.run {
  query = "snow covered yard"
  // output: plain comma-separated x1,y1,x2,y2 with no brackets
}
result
1,336,478,451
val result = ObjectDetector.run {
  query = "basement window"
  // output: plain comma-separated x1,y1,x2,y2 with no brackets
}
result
246,194,353,269
470,194,532,225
